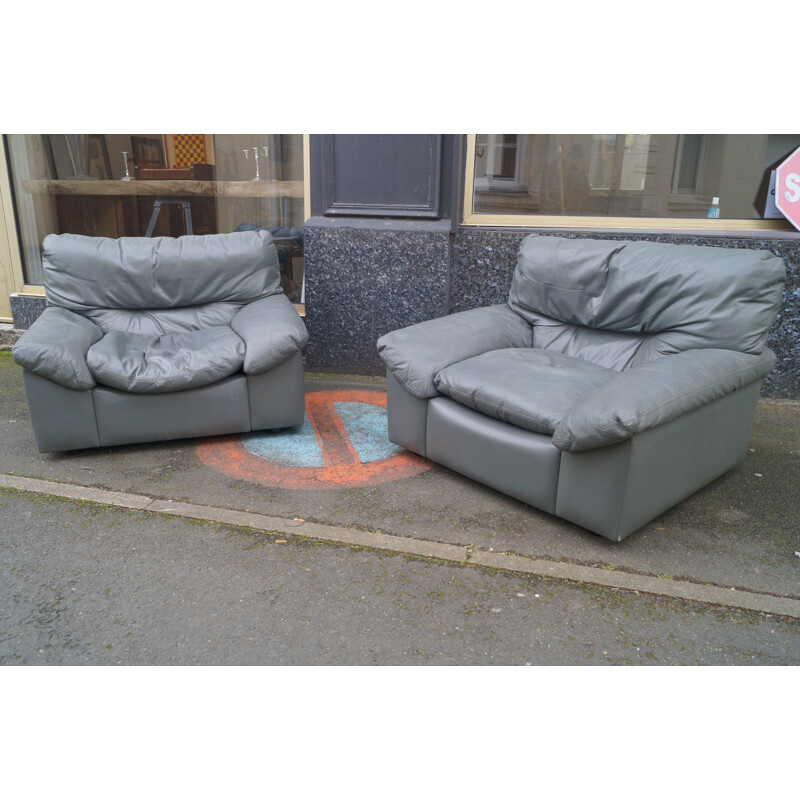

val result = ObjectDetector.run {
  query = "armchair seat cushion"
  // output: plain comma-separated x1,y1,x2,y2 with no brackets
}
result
433,348,617,435
86,326,245,393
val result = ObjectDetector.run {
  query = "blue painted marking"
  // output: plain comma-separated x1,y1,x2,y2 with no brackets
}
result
333,402,402,463
242,416,324,467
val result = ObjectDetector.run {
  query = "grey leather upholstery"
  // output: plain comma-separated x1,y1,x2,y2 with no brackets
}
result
86,327,246,393
13,230,308,452
552,347,776,452
434,349,617,435
378,235,786,541
231,293,309,374
12,306,103,390
377,304,533,399
42,230,281,312
510,236,784,358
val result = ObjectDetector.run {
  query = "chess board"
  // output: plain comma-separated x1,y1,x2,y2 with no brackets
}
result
171,134,207,168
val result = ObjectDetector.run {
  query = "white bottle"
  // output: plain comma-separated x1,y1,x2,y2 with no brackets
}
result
708,197,720,219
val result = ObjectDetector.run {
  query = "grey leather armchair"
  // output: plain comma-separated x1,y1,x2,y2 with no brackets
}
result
378,235,786,542
13,230,308,452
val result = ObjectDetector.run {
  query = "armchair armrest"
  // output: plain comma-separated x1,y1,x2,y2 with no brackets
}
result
12,306,103,390
377,304,533,399
230,293,308,374
552,347,776,453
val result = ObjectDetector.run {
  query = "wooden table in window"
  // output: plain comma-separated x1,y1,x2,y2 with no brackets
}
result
22,179,304,237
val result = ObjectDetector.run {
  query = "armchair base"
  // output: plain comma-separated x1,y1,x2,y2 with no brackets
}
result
23,350,306,453
426,397,561,516
386,369,762,542
555,380,760,540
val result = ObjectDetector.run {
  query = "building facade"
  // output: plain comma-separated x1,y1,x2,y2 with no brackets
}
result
2,134,798,396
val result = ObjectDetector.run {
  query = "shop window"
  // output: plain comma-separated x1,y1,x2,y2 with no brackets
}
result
3,134,307,303
467,133,800,229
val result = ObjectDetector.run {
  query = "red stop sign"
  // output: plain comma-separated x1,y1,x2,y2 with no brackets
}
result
775,146,800,232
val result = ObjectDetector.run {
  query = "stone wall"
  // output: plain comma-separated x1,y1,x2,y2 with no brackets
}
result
303,218,451,376
9,294,46,330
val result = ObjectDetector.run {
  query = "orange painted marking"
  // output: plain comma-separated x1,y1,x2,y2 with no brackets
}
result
196,389,432,489
305,392,359,468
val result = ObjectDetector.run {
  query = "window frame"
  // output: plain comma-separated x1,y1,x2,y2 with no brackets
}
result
473,134,527,193
461,134,795,233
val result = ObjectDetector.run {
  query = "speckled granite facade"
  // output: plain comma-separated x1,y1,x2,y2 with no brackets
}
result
452,228,800,398
9,294,46,330
303,218,451,375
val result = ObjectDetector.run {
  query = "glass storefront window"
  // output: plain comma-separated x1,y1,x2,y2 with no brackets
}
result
470,134,800,226
4,134,306,302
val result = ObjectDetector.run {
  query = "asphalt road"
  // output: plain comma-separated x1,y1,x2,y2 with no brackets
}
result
2,488,797,666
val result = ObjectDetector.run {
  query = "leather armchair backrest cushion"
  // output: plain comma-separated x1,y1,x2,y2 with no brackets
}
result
42,230,282,312
509,235,786,356
524,316,650,372
84,302,242,335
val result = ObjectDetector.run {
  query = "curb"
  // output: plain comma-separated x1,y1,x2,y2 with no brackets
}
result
3,472,799,620
0,328,23,351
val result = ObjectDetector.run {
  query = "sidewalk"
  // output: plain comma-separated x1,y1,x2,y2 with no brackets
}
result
1,350,799,634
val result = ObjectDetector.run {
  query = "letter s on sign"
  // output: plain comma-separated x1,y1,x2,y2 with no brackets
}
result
785,173,800,203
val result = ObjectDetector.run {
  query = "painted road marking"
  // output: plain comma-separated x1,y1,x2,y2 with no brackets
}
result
197,389,432,489
242,417,325,467
333,402,402,463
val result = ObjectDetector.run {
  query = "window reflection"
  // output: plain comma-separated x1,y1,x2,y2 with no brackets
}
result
5,134,306,302
473,134,800,222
